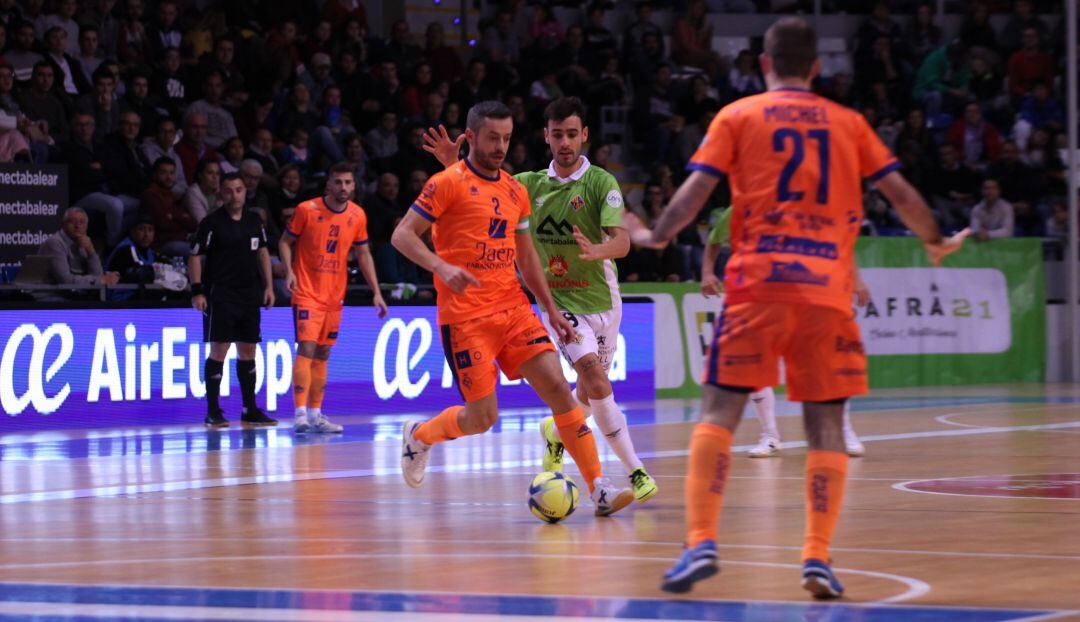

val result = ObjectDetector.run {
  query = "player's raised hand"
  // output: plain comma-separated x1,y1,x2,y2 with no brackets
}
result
925,228,970,267
572,226,603,261
373,292,389,319
550,311,577,345
622,211,666,249
435,262,481,294
422,124,464,168
701,273,722,297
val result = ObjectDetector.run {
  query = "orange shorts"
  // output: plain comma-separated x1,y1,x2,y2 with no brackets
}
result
441,304,557,402
702,301,868,402
292,301,342,346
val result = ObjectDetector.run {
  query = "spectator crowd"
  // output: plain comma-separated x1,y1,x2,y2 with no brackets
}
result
0,0,1073,291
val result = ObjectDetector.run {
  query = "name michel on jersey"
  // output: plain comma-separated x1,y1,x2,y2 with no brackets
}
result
762,103,830,124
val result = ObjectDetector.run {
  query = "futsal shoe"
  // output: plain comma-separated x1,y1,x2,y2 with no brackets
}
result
591,477,634,516
661,540,719,593
204,410,229,429
401,420,431,488
748,434,781,458
240,407,278,427
540,416,564,472
309,411,344,433
629,467,658,502
843,428,865,457
802,558,845,599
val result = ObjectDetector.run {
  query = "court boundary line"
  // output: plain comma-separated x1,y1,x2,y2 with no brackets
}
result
893,473,1080,501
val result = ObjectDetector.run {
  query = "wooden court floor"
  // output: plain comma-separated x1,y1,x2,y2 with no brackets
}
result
0,384,1076,621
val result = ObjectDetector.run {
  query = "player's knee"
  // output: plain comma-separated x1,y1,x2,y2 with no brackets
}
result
314,345,332,360
296,341,317,358
236,343,257,359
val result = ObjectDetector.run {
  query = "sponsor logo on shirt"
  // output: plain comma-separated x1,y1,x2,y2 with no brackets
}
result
548,255,569,277
605,189,623,209
755,234,838,259
763,261,830,286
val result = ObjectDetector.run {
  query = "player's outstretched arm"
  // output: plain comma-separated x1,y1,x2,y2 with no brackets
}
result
874,171,968,266
422,124,464,169
624,171,720,248
573,226,630,261
515,230,575,344
391,210,479,294
352,244,388,318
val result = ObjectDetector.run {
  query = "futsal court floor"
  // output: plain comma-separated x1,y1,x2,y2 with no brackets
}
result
0,383,1077,621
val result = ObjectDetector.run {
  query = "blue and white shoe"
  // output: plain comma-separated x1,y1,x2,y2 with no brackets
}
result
802,558,844,599
660,540,719,593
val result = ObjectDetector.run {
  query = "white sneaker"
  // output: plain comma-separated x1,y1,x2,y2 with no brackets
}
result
591,477,634,516
293,414,310,433
401,420,431,488
748,435,781,458
844,428,865,457
309,411,344,433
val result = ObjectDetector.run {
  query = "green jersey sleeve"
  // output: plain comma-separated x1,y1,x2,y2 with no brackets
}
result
590,170,625,229
707,207,732,245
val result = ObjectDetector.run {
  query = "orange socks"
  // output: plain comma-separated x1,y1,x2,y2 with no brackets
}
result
802,450,849,562
415,406,465,445
293,355,313,409
554,407,602,493
309,358,328,409
685,423,734,547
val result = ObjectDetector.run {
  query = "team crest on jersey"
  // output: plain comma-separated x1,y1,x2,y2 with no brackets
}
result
535,195,545,207
470,185,479,196
569,195,585,211
422,182,436,198
548,255,569,277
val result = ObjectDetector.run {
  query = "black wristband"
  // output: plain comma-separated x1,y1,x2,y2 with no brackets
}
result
190,283,203,296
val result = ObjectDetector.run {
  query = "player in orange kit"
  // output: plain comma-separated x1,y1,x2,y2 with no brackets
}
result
625,17,967,597
279,162,388,433
391,101,634,516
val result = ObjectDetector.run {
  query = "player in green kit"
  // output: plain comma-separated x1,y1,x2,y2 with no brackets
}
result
701,207,867,458
424,97,658,502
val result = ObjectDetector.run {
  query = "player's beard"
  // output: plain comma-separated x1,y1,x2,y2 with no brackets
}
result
555,148,579,169
475,147,505,173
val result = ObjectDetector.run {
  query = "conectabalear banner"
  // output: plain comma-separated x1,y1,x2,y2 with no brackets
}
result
0,164,68,271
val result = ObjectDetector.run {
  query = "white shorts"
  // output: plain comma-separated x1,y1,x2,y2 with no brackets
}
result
540,306,621,372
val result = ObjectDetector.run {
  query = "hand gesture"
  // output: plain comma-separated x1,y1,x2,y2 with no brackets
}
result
622,211,666,249
572,226,603,261
372,293,389,319
435,262,481,294
422,124,464,168
701,272,722,297
925,228,970,267
550,311,576,345
263,286,275,310
74,233,95,253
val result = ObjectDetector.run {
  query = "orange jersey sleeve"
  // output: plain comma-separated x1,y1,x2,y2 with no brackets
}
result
289,198,369,308
410,160,532,324
701,89,899,312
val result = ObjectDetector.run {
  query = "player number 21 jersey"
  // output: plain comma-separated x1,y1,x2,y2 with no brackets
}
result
689,88,899,312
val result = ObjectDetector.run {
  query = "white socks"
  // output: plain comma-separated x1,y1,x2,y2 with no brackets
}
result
590,393,643,472
294,406,307,419
750,387,779,439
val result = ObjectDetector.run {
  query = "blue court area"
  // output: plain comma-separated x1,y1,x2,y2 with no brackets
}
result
0,583,1056,621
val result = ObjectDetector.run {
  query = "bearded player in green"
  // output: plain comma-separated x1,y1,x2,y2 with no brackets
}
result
424,97,658,502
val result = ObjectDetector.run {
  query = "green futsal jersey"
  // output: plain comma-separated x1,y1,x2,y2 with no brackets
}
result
515,158,624,314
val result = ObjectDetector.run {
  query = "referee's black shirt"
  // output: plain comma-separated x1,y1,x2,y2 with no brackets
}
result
190,209,268,306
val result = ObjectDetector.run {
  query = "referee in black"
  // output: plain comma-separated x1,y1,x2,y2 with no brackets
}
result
188,173,278,428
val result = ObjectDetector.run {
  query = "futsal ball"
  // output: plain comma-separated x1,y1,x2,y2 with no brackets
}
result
528,471,580,524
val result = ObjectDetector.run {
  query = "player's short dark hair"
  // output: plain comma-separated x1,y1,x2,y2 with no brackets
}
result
221,172,243,185
153,156,176,171
543,97,587,128
763,17,818,79
466,100,511,132
328,161,355,177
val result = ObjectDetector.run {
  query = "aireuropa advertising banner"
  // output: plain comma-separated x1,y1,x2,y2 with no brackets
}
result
0,304,654,432
0,164,67,270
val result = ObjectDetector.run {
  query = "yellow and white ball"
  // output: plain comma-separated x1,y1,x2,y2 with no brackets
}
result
528,471,580,523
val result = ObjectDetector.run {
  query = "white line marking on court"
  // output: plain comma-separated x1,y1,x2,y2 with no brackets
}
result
4,418,1080,506
893,473,1080,501
0,553,929,604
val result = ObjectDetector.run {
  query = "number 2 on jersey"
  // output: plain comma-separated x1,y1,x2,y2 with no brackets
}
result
772,128,830,204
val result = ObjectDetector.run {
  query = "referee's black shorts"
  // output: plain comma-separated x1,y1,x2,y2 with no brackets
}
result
203,301,261,343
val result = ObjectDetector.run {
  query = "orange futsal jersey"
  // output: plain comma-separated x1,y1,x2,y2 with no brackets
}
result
286,197,369,308
689,88,899,312
410,159,531,325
